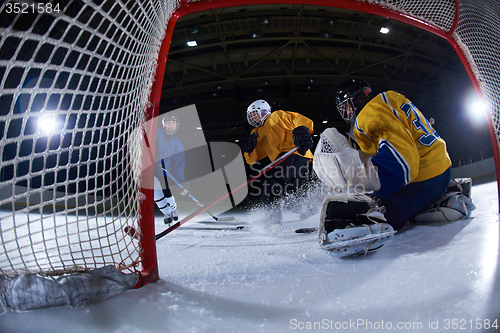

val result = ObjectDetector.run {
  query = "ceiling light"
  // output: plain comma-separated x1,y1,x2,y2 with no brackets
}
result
252,31,262,38
322,120,328,123
259,18,270,25
189,27,200,34
320,32,331,38
262,80,270,86
187,40,197,47
324,19,335,26
380,27,390,34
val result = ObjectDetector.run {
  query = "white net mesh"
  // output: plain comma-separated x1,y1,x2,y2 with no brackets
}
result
0,0,498,282
0,0,177,277
366,0,457,31
453,0,500,163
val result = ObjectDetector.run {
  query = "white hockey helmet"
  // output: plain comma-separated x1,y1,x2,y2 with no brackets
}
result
162,114,180,135
247,99,271,127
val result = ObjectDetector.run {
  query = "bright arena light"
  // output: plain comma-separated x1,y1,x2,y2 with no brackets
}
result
380,27,390,34
465,91,489,125
38,114,58,134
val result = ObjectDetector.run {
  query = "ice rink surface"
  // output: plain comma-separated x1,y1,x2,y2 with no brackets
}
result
1,180,500,333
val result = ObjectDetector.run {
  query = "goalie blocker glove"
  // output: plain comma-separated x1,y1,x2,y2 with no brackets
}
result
241,133,258,153
292,126,313,155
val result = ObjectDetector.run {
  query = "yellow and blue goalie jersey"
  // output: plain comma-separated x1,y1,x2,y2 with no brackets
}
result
354,90,451,198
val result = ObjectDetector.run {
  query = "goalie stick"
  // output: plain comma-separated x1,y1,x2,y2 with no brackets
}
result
131,147,299,241
160,166,235,222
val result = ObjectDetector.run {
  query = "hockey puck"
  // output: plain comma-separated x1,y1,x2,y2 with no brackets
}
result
295,227,318,234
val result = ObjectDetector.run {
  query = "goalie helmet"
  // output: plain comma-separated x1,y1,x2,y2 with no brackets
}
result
334,78,372,122
162,114,180,135
247,99,271,127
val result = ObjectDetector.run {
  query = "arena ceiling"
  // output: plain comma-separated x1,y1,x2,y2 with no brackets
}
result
159,4,483,158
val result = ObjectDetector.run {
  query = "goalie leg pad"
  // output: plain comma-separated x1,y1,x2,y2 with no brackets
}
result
318,193,395,256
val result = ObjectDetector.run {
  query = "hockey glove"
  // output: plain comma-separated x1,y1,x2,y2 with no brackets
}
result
292,126,313,155
241,132,258,153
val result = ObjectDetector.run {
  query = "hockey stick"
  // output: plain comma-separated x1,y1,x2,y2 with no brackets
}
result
160,166,235,222
153,147,299,240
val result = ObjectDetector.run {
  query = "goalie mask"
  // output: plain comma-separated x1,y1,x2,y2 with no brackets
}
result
247,99,271,127
334,78,372,122
162,115,180,135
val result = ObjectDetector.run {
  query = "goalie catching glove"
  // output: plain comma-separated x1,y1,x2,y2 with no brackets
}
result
313,127,380,193
318,193,396,256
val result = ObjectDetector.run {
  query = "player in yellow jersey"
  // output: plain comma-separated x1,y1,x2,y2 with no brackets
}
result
312,78,453,255
338,78,451,230
240,99,314,226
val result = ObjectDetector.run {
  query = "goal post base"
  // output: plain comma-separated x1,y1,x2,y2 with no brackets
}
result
0,266,138,314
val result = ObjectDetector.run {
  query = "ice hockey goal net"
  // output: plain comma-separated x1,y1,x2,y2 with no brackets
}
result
0,0,498,305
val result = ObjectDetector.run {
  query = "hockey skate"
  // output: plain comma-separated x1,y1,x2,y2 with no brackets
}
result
413,178,476,223
163,212,173,226
318,193,395,256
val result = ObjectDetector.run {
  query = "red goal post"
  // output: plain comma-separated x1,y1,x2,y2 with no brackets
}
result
0,0,498,303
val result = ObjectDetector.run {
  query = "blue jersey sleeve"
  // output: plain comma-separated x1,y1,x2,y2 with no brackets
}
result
371,139,411,198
